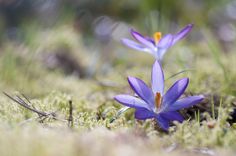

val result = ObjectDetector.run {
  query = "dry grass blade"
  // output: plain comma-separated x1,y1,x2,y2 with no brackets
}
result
3,92,67,123
165,69,194,81
3,92,48,116
110,106,130,123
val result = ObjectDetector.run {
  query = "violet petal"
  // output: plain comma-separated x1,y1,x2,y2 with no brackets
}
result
135,108,156,120
151,60,165,95
145,36,155,45
162,78,189,109
130,29,156,51
172,24,193,45
128,76,155,109
157,34,173,59
158,34,173,49
114,94,150,110
156,114,170,131
161,111,184,122
122,38,152,54
168,95,204,112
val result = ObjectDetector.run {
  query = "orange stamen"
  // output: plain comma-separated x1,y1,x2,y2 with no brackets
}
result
153,32,162,44
155,92,162,109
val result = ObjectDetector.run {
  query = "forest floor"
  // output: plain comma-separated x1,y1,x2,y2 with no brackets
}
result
0,26,236,156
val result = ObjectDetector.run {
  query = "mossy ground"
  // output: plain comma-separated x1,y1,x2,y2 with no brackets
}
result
0,25,236,156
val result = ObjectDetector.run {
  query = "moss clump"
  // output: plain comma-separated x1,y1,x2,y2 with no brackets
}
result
0,25,236,156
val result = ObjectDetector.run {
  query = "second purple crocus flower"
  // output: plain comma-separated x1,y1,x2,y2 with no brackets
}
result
114,61,204,131
122,24,193,61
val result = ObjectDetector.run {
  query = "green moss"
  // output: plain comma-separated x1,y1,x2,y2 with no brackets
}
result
0,25,236,155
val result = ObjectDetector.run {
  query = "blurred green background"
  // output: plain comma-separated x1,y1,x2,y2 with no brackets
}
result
0,0,236,96
1,0,235,43
1,2,236,155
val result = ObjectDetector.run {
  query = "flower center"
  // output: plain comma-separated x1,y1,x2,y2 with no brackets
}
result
153,32,162,45
155,92,162,109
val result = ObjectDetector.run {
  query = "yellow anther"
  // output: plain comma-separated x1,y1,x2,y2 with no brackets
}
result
153,32,162,44
155,92,162,109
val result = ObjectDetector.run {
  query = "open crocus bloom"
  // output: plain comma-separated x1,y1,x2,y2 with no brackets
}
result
122,24,193,61
114,61,204,131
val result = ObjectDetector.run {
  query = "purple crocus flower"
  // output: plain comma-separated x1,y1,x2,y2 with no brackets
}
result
114,61,204,131
122,24,193,61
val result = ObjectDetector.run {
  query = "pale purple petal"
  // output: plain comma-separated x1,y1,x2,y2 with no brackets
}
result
114,94,150,110
130,29,156,50
134,108,156,120
158,34,173,49
172,24,193,45
156,48,167,61
145,36,155,44
168,95,204,112
161,111,184,122
157,34,173,59
162,78,189,109
151,60,164,95
128,76,155,109
122,38,152,54
156,114,170,131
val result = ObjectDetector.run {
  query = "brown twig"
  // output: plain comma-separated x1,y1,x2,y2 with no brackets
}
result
68,100,73,128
